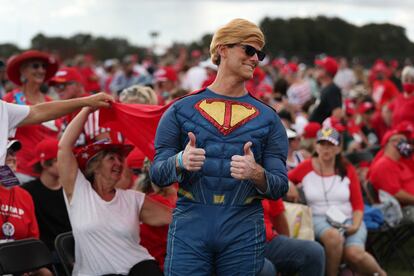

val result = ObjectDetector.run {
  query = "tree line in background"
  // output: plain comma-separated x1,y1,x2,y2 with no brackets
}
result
1,16,413,65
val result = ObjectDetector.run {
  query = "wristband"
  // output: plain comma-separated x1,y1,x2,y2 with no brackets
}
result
177,151,185,170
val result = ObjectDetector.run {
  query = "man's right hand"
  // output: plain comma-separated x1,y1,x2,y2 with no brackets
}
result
181,132,206,171
84,92,114,109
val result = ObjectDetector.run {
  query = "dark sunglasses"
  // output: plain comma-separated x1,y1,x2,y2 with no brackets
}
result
229,44,266,61
55,82,75,90
30,62,48,70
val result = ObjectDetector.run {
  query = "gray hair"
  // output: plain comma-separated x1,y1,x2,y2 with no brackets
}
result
119,85,158,105
401,66,414,83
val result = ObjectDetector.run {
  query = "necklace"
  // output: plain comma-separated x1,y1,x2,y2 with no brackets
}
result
0,188,15,239
318,160,336,206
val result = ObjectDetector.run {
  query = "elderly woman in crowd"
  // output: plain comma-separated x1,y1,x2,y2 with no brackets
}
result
288,127,386,276
4,50,60,183
58,106,171,276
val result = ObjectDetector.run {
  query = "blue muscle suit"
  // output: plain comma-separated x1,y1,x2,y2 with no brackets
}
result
150,88,288,275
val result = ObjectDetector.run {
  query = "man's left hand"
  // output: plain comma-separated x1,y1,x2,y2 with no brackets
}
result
230,141,259,180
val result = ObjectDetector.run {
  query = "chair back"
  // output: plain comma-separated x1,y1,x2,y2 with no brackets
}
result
55,231,75,276
363,181,380,204
0,238,53,274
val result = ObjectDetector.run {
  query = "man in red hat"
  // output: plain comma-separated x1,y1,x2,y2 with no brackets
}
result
22,138,71,273
371,61,399,108
309,56,342,124
49,67,88,100
369,129,414,205
154,66,179,105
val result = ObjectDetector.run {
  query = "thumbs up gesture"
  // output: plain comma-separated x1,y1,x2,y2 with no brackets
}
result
181,132,206,171
230,141,258,180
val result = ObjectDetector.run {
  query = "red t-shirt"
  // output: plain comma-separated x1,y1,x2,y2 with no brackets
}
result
140,193,176,270
372,79,400,108
0,186,39,241
262,199,285,241
369,155,414,197
3,91,60,176
389,94,414,127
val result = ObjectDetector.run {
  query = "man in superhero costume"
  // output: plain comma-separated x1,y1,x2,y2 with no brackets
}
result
150,19,288,276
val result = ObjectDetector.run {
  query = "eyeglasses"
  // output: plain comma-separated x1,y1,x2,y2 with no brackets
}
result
229,44,266,61
54,82,75,91
30,62,48,70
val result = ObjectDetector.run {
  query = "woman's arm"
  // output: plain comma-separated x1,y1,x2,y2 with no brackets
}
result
346,210,363,236
58,107,93,202
139,196,172,227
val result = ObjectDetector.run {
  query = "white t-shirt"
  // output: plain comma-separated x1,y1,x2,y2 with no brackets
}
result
0,101,30,165
181,65,207,91
66,170,153,276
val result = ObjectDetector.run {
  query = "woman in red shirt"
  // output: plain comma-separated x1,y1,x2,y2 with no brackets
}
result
4,50,60,183
288,127,385,276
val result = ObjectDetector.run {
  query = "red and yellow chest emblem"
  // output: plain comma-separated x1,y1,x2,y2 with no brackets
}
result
195,99,259,135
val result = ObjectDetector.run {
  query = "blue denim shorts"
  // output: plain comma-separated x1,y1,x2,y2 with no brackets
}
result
313,215,367,248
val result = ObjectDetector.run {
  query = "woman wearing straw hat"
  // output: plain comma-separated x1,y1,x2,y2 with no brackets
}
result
58,107,171,275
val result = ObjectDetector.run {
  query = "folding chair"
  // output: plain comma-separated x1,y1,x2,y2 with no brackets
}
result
55,231,75,276
0,238,55,275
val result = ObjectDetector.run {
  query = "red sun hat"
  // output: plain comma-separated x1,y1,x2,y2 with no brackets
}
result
75,140,134,171
315,56,338,76
49,67,83,85
28,138,59,168
6,50,59,86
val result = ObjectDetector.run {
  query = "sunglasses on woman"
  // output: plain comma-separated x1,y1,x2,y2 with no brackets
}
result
228,44,266,61
30,62,48,70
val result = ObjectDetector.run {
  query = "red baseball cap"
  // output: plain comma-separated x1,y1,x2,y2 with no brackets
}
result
315,56,338,76
381,129,408,146
154,66,178,82
28,138,59,167
303,122,322,139
75,140,134,171
280,63,299,75
394,121,414,138
6,50,59,86
49,67,83,85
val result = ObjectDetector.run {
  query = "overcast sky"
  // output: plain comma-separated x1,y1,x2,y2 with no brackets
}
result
1,0,413,49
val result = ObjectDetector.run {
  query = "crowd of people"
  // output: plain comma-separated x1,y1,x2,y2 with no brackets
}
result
0,17,413,275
